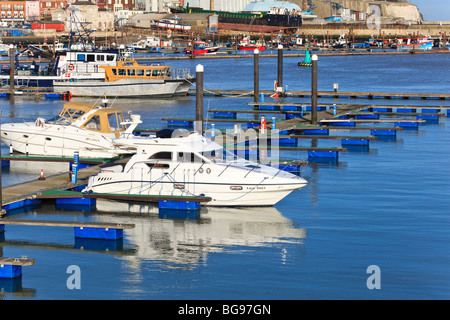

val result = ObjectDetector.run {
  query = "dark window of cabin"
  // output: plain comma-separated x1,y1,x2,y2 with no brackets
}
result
149,152,172,160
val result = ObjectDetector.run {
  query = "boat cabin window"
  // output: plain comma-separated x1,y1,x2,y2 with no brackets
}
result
106,55,115,61
177,152,204,163
127,69,135,76
149,152,172,160
146,70,152,77
107,113,119,131
145,163,170,169
201,148,237,162
84,115,101,131
97,55,105,61
112,68,117,75
137,69,144,77
118,69,126,76
86,54,95,62
152,69,161,77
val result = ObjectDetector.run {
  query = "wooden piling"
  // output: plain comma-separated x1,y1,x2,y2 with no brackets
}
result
311,54,318,125
195,64,204,133
254,49,259,104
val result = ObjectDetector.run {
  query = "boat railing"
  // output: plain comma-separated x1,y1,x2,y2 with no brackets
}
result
172,68,192,79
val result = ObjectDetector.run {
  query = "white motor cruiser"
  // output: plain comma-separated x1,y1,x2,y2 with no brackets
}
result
0,101,142,159
83,131,308,206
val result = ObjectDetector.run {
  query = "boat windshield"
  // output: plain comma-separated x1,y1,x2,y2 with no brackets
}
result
45,115,72,125
46,107,87,125
201,148,237,163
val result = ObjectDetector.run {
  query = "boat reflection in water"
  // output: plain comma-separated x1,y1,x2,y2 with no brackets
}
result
94,199,306,268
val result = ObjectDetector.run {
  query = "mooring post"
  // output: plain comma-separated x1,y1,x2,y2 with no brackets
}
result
253,48,259,105
311,54,318,125
277,44,283,94
0,110,2,214
195,64,204,134
9,44,14,94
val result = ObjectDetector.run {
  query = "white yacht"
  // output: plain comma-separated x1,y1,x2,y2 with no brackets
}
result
83,132,308,206
0,101,142,158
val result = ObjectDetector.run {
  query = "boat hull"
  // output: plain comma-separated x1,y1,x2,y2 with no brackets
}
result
53,78,194,98
397,41,433,51
85,166,307,207
238,45,266,51
0,123,130,158
184,47,220,55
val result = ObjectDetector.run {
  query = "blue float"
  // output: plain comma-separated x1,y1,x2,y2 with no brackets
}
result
341,138,369,146
416,114,438,120
168,120,193,127
0,265,22,279
308,151,339,159
330,121,356,127
213,112,237,119
370,129,396,136
395,121,419,129
355,114,379,119
158,200,201,211
74,227,124,240
302,128,329,135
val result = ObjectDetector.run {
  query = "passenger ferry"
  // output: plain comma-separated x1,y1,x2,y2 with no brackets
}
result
0,49,121,88
53,60,194,98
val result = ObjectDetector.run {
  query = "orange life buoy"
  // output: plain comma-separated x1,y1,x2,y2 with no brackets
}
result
68,64,75,71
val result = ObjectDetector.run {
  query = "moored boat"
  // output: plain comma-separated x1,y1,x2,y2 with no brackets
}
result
0,101,142,158
83,131,308,207
155,17,191,32
53,60,195,98
238,36,267,51
0,48,123,88
184,41,220,55
396,37,433,51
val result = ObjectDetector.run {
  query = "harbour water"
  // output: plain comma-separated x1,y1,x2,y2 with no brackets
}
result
0,52,449,300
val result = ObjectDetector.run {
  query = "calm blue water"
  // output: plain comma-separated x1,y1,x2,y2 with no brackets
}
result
1,53,449,300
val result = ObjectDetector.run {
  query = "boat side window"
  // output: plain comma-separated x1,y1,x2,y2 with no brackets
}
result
146,163,170,169
117,113,126,130
87,54,95,62
112,68,117,75
127,69,135,76
107,113,118,131
137,69,144,77
152,69,161,77
77,54,85,61
146,69,152,77
106,55,115,61
118,69,126,76
83,115,101,131
97,55,105,61
149,152,172,160
178,152,204,163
